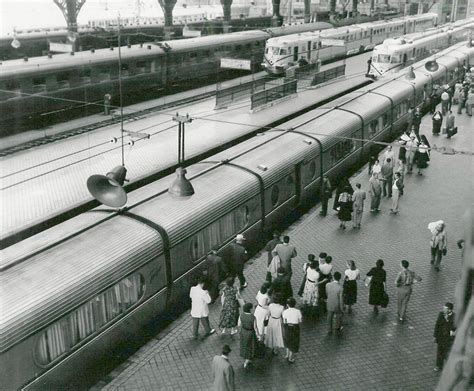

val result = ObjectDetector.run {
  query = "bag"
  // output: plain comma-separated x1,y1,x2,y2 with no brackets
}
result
255,340,266,359
442,248,447,256
381,291,389,308
365,276,372,287
263,318,269,327
267,255,281,280
447,126,457,138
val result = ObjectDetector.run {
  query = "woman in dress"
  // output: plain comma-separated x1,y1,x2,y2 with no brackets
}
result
333,177,353,211
282,298,303,364
416,137,430,175
239,303,257,368
254,282,271,340
343,260,360,313
365,259,387,314
337,186,353,230
302,260,320,311
264,296,285,355
219,277,241,335
431,110,443,135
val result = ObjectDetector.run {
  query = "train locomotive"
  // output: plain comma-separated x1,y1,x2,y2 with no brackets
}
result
1,40,473,390
368,18,474,77
0,22,332,136
262,13,438,74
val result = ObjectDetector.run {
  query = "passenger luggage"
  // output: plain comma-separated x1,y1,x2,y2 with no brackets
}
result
446,126,458,138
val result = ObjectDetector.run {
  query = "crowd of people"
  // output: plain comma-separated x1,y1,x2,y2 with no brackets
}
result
198,76,471,390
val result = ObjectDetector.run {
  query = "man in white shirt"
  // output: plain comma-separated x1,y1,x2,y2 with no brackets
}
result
190,278,215,340
382,145,395,167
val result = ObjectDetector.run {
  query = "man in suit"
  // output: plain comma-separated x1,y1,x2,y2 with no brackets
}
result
326,271,344,335
211,344,235,391
223,234,248,289
319,174,332,216
273,235,297,276
352,183,366,229
206,249,225,302
369,173,382,213
433,303,456,372
380,158,393,198
190,277,215,340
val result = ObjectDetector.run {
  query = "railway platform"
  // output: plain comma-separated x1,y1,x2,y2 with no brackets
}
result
91,107,473,389
0,54,369,247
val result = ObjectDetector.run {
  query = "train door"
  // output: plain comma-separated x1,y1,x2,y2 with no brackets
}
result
293,46,299,62
294,162,303,206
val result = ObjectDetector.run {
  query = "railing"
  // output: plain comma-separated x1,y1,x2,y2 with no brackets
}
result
311,64,346,86
250,78,297,110
215,78,267,109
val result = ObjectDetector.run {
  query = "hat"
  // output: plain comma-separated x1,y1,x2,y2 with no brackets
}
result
235,234,246,241
445,302,453,310
222,344,232,354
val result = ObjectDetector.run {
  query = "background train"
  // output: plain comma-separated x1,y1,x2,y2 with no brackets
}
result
0,14,438,136
369,18,474,77
262,12,438,74
1,40,472,390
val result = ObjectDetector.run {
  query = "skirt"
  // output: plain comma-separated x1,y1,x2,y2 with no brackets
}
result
240,328,257,359
416,152,429,169
264,317,284,349
283,324,300,353
343,280,357,306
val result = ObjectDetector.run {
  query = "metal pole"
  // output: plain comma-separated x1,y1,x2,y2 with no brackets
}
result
118,15,125,167
178,122,182,163
182,123,185,162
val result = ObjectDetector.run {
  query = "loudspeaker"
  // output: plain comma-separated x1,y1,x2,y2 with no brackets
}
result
168,167,194,198
425,60,439,72
87,165,127,207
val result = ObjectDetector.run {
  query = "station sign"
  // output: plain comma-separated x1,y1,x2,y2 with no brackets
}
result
49,42,73,53
321,38,346,47
220,58,252,70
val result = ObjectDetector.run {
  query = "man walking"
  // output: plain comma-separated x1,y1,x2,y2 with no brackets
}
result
190,277,216,339
207,249,225,302
369,173,382,213
320,174,332,216
224,234,248,289
273,236,297,276
326,271,344,335
390,172,403,214
352,183,366,229
395,260,422,322
381,158,393,198
211,345,235,391
433,303,456,372
382,145,395,166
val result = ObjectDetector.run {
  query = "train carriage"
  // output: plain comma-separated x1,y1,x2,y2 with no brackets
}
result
1,40,472,390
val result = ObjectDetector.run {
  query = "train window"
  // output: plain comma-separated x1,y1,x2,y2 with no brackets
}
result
279,48,287,55
33,77,46,86
5,80,20,91
368,120,378,138
271,185,280,207
328,138,355,166
190,52,197,58
236,45,242,50
35,273,145,367
313,42,317,49
383,112,391,128
189,205,250,263
137,60,147,70
286,175,294,186
245,43,252,50
254,41,260,47
308,160,317,181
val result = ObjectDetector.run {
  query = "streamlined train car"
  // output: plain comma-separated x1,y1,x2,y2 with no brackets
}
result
369,19,474,77
262,13,438,74
0,22,332,136
1,41,472,390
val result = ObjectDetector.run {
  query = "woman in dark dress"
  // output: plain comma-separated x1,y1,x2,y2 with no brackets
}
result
337,186,353,230
431,111,443,135
239,303,257,368
333,177,354,211
365,259,387,314
343,260,360,313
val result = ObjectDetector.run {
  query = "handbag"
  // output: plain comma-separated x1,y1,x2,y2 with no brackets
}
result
365,276,372,287
381,291,389,308
442,248,447,256
447,126,457,138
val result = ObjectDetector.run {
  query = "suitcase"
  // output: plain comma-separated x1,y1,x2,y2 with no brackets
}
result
447,126,458,138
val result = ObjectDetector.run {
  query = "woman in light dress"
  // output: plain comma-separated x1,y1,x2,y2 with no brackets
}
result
302,260,320,308
254,282,271,340
264,296,285,355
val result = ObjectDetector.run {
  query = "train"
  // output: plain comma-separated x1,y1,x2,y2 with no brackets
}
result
261,12,438,74
1,39,473,390
0,14,439,136
368,18,474,77
0,21,334,136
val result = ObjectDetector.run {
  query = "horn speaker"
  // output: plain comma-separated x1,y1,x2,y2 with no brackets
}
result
87,165,127,207
425,60,439,72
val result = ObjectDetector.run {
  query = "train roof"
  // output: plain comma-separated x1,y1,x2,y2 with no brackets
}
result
265,22,332,37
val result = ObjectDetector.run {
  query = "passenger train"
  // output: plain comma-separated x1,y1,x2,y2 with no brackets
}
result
262,13,438,74
368,18,474,77
0,21,334,135
1,40,473,390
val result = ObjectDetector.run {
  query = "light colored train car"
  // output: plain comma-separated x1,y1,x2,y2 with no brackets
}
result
1,40,472,390
369,18,474,77
262,13,438,74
